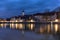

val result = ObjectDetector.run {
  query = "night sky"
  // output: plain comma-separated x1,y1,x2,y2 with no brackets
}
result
0,0,60,18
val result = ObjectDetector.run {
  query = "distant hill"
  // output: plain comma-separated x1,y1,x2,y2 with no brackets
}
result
52,7,60,12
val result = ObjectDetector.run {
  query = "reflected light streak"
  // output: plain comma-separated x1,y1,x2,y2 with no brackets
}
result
30,19,35,30
16,20,18,29
47,24,50,33
19,20,23,29
31,24,34,30
19,24,23,29
40,27,43,33
55,24,58,32
11,23,15,28
55,19,58,32
1,24,4,28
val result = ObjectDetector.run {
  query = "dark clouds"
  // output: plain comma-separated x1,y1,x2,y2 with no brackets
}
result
0,0,59,18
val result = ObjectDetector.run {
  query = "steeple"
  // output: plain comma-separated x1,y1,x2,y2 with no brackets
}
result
22,10,24,16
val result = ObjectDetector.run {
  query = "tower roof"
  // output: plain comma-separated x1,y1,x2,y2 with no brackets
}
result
22,10,25,16
22,10,24,12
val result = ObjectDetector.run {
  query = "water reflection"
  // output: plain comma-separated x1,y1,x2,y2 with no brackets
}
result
54,19,59,33
0,22,60,40
0,24,4,27
54,24,58,32
0,23,60,34
10,23,25,29
47,24,51,33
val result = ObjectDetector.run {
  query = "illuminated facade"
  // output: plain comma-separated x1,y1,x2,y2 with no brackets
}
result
0,19,7,28
9,11,36,30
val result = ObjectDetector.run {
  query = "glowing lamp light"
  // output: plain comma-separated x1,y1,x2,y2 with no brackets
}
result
55,19,58,22
31,19,34,22
20,20,23,22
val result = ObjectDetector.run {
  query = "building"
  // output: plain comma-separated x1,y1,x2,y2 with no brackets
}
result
0,18,7,28
9,11,35,30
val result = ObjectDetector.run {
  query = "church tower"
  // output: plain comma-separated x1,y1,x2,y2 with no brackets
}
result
22,10,25,16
